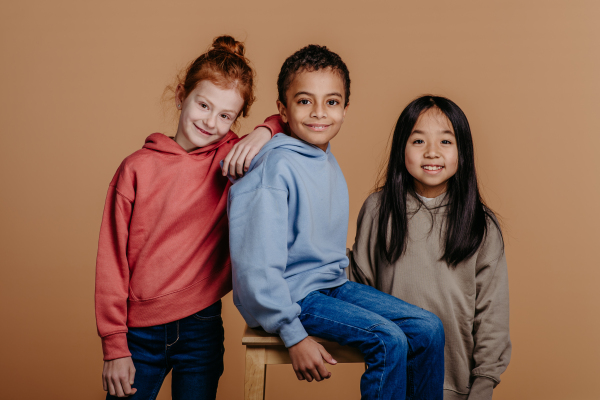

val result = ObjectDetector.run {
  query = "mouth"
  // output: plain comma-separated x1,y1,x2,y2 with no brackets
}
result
194,123,213,136
421,165,444,174
304,123,331,132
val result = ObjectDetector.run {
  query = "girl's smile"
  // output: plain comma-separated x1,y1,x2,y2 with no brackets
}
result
405,108,458,198
174,80,244,152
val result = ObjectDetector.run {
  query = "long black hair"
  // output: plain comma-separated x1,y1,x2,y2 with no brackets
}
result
377,95,501,267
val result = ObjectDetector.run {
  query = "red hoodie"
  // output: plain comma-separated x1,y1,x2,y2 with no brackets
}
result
96,131,249,360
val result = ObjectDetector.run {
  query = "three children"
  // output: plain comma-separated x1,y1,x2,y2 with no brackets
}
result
95,35,510,400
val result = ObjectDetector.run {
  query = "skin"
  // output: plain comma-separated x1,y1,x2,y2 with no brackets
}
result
405,108,459,198
276,68,350,381
102,80,271,398
277,68,348,152
174,79,271,178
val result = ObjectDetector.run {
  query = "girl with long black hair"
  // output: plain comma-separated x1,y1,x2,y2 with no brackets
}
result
347,95,511,400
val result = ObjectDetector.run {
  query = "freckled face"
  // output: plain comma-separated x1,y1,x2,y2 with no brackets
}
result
174,80,244,152
405,108,459,198
277,68,348,151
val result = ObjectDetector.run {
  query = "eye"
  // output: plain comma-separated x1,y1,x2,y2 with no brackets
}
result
327,99,339,106
298,99,311,105
199,103,208,109
441,140,452,144
220,114,231,120
413,139,424,144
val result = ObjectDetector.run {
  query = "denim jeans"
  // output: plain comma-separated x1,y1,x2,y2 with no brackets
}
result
107,300,224,400
297,281,444,400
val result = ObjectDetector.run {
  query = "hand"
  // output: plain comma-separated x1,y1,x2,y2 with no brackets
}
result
222,127,271,178
102,356,137,397
288,337,337,382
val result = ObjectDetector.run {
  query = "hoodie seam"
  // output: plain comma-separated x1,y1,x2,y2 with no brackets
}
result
229,185,287,200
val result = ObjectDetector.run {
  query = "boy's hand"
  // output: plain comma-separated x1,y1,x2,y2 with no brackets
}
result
288,337,337,382
222,127,271,178
102,356,137,397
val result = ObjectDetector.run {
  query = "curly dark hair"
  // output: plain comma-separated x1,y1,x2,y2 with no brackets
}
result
277,44,350,107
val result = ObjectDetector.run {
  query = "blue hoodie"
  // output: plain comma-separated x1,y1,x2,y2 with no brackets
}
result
227,133,349,347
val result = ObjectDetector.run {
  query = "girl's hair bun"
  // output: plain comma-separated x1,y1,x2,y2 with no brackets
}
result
211,35,245,57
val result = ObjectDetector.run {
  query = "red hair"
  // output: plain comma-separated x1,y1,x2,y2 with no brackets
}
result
178,35,255,119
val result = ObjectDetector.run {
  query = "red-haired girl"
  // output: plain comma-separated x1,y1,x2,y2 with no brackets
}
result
95,35,272,399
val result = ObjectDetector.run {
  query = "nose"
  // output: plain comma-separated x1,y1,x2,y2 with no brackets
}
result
310,103,327,119
205,113,217,129
424,142,440,158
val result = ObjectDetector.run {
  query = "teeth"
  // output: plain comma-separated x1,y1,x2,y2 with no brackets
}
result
423,166,443,171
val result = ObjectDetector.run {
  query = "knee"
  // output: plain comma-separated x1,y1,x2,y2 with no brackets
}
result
373,322,409,357
418,311,445,350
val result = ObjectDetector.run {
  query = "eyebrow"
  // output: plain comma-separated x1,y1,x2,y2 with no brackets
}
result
195,95,237,114
411,129,455,135
293,91,343,98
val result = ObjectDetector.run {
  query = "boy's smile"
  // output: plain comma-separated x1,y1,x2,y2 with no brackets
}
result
277,68,348,151
405,108,458,198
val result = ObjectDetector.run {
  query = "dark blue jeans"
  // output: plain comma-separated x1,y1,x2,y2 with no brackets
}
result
297,282,444,400
107,300,224,400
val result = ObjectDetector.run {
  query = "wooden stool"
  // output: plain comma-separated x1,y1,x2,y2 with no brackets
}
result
242,324,364,400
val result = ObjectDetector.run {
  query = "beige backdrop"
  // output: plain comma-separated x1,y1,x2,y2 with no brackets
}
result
1,0,599,399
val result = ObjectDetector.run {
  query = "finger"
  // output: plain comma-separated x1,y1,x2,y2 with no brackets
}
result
107,376,116,396
295,370,304,380
316,363,331,380
319,347,337,365
227,146,245,178
302,369,313,382
244,147,259,172
222,143,239,176
129,365,137,395
236,147,252,176
113,376,126,397
120,378,134,396
309,366,323,382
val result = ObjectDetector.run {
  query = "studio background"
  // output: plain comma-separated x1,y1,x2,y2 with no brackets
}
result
1,1,598,399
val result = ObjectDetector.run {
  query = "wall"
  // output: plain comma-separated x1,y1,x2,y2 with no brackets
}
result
1,1,598,399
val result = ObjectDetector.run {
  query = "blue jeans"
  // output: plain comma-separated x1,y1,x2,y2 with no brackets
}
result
107,300,224,400
297,281,444,400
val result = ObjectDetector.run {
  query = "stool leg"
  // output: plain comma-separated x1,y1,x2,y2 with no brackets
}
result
245,346,267,400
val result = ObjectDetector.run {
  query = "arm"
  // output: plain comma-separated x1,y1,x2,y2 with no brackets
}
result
95,167,137,396
347,194,380,287
221,114,287,178
229,186,307,346
468,224,511,400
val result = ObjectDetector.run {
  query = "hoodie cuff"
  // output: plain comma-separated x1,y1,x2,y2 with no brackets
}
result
101,332,131,361
467,377,495,400
278,318,309,348
255,114,286,137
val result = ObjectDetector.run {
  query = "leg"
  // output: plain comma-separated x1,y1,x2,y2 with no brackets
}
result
298,290,410,400
169,301,225,400
106,325,170,400
244,347,266,400
331,282,445,400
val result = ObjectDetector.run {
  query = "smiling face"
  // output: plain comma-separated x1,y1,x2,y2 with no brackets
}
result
174,79,245,152
277,68,348,151
404,108,459,198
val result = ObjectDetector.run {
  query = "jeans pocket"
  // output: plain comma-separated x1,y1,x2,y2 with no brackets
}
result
192,300,222,321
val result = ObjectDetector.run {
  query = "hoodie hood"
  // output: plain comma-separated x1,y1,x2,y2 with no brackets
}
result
222,133,329,184
143,131,239,155
250,133,328,168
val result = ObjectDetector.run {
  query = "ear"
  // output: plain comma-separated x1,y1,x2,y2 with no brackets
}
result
175,84,185,108
342,103,349,122
276,100,288,124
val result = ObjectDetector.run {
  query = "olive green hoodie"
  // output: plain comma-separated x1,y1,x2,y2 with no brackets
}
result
347,192,511,400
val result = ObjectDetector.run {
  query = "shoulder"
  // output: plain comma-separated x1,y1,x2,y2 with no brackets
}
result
361,191,383,216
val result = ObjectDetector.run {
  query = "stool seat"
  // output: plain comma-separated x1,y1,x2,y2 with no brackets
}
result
242,324,364,400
